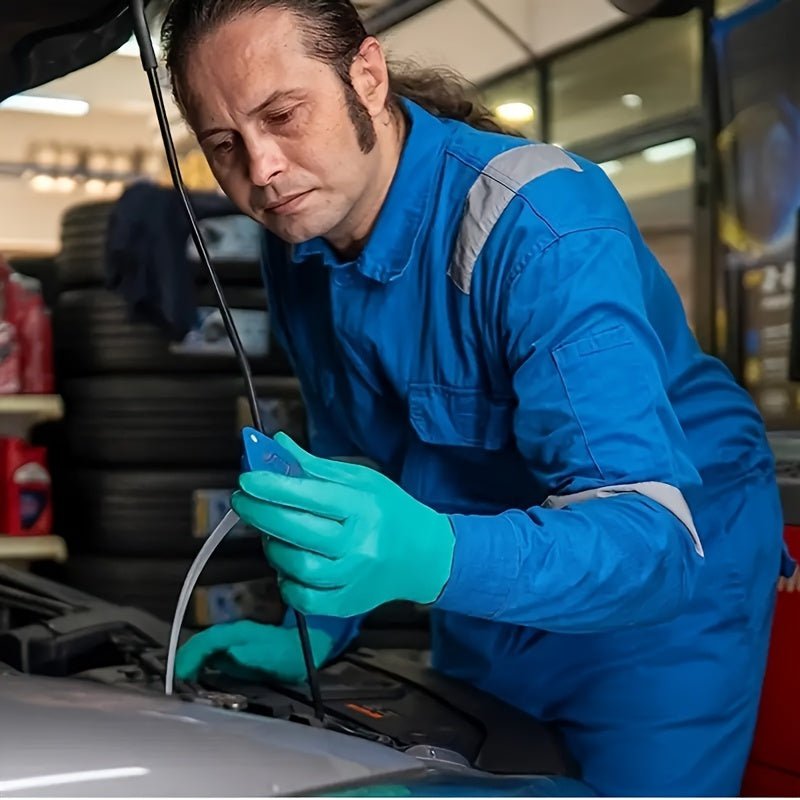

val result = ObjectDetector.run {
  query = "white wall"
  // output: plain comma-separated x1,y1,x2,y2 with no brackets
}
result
0,51,176,255
0,0,630,254
0,110,159,254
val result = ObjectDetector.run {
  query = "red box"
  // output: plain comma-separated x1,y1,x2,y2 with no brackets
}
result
0,438,52,536
741,524,800,797
0,257,21,394
0,320,21,394
5,273,54,394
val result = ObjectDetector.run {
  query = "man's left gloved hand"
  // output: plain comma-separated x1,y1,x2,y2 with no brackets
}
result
231,433,455,618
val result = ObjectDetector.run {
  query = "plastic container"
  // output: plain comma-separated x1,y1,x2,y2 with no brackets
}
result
6,274,54,394
742,456,800,796
19,290,54,394
0,258,21,394
0,437,52,536
0,322,21,394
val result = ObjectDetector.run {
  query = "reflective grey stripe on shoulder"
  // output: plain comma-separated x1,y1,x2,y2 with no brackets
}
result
448,144,582,295
543,482,704,557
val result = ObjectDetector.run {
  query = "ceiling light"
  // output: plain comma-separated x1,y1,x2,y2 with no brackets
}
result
58,149,81,170
142,152,164,177
642,137,696,164
29,174,56,193
87,151,112,173
621,93,643,109
104,180,125,197
116,37,140,57
54,176,77,193
1,94,89,117
116,36,161,58
112,153,134,175
33,144,59,169
599,160,623,177
84,179,107,196
495,102,535,124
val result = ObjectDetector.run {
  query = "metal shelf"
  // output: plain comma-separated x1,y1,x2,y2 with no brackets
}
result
0,394,63,437
0,535,67,565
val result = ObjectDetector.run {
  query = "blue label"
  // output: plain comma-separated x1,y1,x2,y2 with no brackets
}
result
20,489,46,529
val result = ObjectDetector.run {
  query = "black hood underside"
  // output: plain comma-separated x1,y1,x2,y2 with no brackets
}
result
1,0,701,104
0,1,154,102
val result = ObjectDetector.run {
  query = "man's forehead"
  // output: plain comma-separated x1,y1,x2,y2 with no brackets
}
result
197,5,306,65
183,9,316,121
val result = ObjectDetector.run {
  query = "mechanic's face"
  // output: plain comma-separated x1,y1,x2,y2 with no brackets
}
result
181,8,395,251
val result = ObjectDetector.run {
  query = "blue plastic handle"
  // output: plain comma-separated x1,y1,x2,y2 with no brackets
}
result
241,427,304,477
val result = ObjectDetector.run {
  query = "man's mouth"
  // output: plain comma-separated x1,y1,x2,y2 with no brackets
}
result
264,190,313,215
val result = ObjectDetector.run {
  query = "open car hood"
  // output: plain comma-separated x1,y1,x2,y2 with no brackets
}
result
0,1,153,102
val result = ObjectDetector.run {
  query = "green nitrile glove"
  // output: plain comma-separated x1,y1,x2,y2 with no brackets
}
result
230,433,456,618
175,620,335,684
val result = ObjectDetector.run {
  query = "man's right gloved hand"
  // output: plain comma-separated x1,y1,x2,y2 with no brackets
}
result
175,620,335,684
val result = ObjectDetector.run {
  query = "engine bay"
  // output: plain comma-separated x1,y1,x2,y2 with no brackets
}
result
0,564,576,779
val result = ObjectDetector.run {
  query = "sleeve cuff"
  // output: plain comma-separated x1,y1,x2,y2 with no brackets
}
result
434,512,519,618
781,542,797,578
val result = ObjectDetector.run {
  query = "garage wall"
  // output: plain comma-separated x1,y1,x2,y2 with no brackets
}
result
0,0,629,256
0,111,159,254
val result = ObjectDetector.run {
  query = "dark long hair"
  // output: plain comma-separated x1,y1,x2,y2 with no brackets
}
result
160,0,510,151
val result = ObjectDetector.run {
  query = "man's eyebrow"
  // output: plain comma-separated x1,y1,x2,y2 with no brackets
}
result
198,126,229,143
246,89,297,117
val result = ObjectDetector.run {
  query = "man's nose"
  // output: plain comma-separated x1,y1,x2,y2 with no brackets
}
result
246,138,287,186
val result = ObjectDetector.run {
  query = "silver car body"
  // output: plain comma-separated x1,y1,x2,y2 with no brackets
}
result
0,670,420,797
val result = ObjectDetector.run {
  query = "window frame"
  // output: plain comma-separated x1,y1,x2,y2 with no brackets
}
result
479,3,722,358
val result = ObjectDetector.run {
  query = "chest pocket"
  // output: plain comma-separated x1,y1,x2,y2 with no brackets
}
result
408,383,514,450
403,383,534,514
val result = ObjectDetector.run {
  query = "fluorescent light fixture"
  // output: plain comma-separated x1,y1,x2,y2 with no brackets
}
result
621,93,643,109
495,102,535,124
117,35,161,58
1,94,89,117
643,137,696,164
599,160,623,177
116,37,141,57
0,767,149,793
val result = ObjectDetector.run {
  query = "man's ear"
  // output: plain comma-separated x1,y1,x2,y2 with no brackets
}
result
349,36,390,118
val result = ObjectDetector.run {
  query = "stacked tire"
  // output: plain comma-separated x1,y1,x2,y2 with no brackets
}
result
48,200,298,627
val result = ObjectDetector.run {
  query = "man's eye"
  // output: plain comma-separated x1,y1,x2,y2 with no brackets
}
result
214,140,234,155
268,108,296,126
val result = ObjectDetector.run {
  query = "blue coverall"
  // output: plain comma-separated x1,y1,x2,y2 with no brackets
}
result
260,98,790,796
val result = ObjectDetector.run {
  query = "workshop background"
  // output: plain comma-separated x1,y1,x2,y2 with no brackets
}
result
0,0,797,794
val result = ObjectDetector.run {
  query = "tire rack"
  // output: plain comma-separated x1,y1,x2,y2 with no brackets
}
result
44,200,297,628
46,200,431,649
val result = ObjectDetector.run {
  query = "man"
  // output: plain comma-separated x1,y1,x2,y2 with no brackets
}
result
162,0,790,794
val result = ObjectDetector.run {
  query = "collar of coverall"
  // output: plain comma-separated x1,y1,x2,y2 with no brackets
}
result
290,97,449,284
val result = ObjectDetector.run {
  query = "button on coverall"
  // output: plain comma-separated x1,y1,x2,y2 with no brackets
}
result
260,98,789,796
